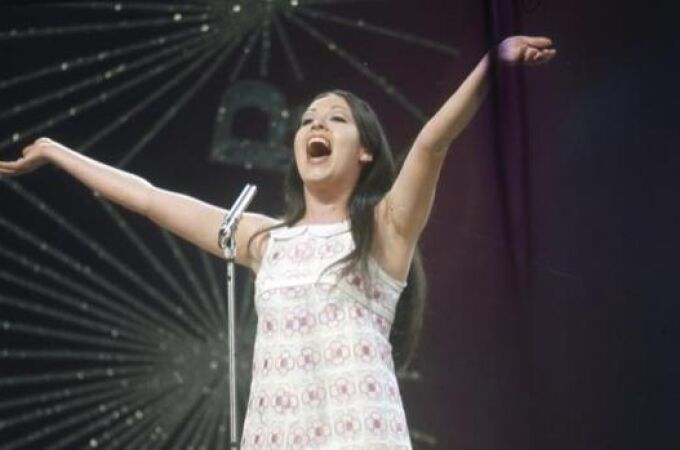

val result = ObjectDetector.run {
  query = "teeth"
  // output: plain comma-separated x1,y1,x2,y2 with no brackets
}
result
309,137,329,146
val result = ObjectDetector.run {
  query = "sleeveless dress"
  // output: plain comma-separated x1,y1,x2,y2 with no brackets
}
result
241,221,412,449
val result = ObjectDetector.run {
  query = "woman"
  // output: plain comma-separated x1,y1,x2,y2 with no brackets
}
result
0,36,555,448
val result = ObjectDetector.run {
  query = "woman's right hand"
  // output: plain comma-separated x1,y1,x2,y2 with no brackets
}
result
0,137,60,176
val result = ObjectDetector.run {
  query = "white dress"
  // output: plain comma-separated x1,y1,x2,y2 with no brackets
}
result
241,221,412,449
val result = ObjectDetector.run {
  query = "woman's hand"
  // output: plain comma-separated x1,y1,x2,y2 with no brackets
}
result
0,137,62,176
498,35,557,66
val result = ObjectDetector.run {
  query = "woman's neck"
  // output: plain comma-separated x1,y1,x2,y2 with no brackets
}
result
300,185,351,224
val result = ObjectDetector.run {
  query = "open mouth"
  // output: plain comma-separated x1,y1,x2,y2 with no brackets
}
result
307,137,332,160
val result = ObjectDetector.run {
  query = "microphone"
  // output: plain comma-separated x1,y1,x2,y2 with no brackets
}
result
218,183,257,249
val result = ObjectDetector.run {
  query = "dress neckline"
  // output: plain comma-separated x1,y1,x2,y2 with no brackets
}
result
271,219,350,239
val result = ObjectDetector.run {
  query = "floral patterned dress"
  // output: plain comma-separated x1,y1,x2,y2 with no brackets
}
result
241,221,412,449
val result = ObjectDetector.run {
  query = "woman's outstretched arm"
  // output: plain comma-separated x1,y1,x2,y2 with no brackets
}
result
374,36,556,279
0,138,275,269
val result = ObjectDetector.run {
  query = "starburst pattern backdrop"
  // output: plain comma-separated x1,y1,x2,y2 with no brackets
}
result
0,1,461,448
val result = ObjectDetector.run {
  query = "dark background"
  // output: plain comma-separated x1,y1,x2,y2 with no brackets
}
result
1,0,678,448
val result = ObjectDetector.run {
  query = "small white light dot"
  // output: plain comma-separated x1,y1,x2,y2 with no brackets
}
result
12,133,20,142
60,62,69,71
200,24,210,32
89,438,99,448
173,13,183,21
290,0,299,6
114,3,122,12
232,4,242,13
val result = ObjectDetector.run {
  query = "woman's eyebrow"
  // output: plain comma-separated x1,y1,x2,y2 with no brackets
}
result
302,105,349,116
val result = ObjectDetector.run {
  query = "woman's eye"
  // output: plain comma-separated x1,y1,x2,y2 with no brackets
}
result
331,116,347,122
301,118,312,125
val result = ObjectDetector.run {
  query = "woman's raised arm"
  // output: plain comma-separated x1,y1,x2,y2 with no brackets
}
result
0,138,275,269
373,36,556,280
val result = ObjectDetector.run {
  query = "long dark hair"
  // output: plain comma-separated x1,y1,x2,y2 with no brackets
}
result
252,90,426,370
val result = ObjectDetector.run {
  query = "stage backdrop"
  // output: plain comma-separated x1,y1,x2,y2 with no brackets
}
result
0,1,677,449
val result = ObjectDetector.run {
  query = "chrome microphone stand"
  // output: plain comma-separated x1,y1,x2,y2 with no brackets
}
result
218,183,257,449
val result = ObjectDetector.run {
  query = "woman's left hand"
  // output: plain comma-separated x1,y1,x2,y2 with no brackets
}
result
498,35,557,65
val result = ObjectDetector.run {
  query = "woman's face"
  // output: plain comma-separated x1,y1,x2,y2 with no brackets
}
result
293,94,373,192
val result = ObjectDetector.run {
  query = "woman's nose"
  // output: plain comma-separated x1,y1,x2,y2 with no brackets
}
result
310,118,326,130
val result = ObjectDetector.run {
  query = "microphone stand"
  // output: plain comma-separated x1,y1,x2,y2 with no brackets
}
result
218,183,257,449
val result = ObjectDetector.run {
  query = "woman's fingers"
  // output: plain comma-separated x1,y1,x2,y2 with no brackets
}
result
527,48,557,65
521,36,553,48
0,159,23,175
1,140,52,176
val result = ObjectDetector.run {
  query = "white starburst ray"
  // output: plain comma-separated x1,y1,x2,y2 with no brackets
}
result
71,387,181,450
26,2,212,14
259,6,273,77
0,293,158,350
228,23,264,82
0,374,149,412
164,370,228,449
105,371,222,449
0,30,218,122
213,378,230,450
0,349,166,365
298,7,460,56
160,229,221,332
1,318,159,354
95,199,219,335
0,386,140,438
284,12,427,122
0,33,222,153
78,376,199,450
0,179,203,340
104,405,166,449
114,31,246,168
0,270,160,345
47,383,183,450
193,389,226,450
0,26,210,91
198,251,227,329
9,385,177,450
273,15,304,80
78,30,225,152
0,214,194,342
100,389,179,449
0,13,211,41
0,244,184,341
169,394,216,449
0,366,153,388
